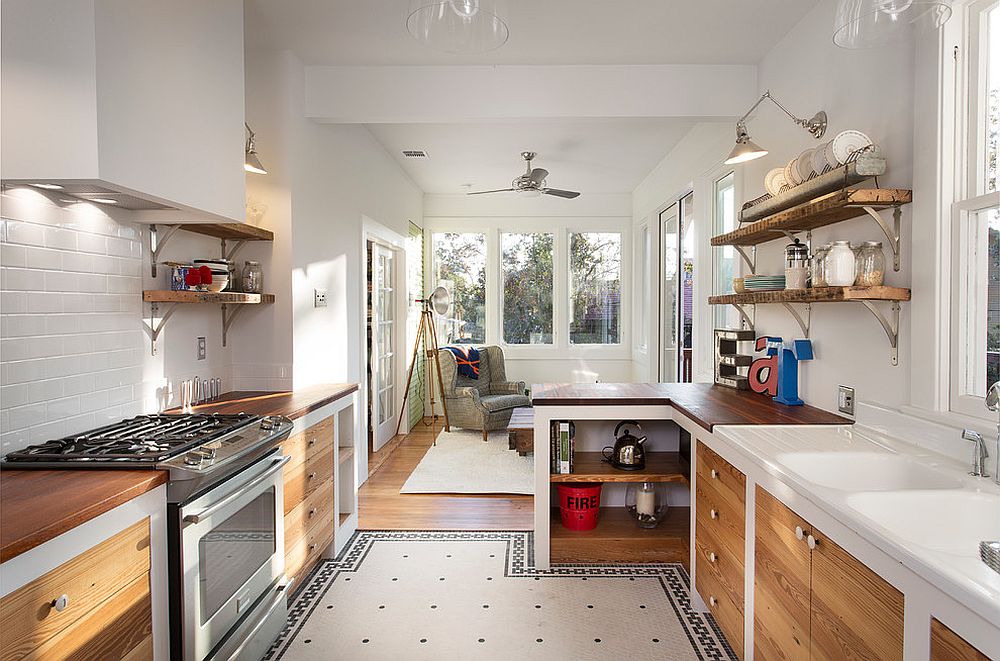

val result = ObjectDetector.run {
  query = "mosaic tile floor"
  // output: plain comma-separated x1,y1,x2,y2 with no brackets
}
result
267,531,736,660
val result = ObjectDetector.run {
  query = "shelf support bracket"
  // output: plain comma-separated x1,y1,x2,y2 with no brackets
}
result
861,205,902,272
221,304,247,348
149,224,182,278
860,300,900,365
221,239,248,263
734,245,757,275
148,301,178,356
731,303,755,331
780,302,812,338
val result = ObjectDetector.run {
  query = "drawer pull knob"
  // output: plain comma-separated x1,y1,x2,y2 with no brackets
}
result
709,552,718,563
308,543,317,551
309,508,318,518
710,509,718,520
807,534,818,550
308,472,317,480
52,594,69,612
795,526,805,541
709,596,718,607
710,469,718,479
308,439,316,446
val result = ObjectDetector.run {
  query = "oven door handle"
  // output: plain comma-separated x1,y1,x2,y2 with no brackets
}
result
182,454,290,525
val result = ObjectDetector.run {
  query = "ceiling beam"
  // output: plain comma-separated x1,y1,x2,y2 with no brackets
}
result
304,64,756,123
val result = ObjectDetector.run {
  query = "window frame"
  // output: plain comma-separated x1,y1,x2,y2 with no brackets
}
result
567,230,625,347
499,230,555,346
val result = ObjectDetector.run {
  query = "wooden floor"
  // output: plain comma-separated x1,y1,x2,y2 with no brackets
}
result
358,418,534,531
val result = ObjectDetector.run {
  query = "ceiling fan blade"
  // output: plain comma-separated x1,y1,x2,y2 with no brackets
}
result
466,188,516,195
542,188,580,199
528,168,548,185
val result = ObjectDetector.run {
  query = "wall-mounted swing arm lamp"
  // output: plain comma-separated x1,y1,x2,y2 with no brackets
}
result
724,90,828,165
244,123,267,175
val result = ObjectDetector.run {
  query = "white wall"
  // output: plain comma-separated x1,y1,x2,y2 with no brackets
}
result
739,1,915,413
424,192,633,385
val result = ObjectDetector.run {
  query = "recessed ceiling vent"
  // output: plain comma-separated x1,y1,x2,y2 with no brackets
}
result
401,150,428,158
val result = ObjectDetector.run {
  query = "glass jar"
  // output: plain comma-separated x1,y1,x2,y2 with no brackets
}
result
855,241,885,287
826,241,856,287
242,260,263,294
812,244,830,287
784,238,809,290
625,482,670,529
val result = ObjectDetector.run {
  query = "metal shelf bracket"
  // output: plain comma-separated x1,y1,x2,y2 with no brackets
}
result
780,302,812,338
734,246,757,275
221,238,248,263
221,304,247,348
148,301,178,356
149,224,182,278
731,303,755,331
860,300,900,365
860,205,902,271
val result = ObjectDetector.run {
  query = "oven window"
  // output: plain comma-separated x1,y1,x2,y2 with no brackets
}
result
199,487,276,623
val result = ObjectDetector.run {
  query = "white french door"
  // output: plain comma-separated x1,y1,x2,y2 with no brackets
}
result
371,243,398,450
659,203,679,382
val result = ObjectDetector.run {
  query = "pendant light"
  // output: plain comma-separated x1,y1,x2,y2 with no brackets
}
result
724,91,828,166
833,0,953,49
244,123,267,175
407,0,509,54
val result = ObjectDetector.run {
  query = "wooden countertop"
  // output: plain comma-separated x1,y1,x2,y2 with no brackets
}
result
531,382,849,431
166,383,358,420
0,470,167,563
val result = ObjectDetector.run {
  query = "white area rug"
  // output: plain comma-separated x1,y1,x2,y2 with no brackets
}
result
266,531,737,660
399,429,533,495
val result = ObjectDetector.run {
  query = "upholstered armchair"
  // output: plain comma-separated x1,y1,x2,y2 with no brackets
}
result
438,346,531,441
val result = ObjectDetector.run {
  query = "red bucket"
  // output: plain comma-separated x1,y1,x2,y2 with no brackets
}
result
557,483,603,531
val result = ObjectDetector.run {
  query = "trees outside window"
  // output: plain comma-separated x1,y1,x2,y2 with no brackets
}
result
569,232,622,344
431,232,486,344
501,232,553,344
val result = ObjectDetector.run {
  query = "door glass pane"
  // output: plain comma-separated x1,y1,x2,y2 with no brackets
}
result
501,232,553,344
569,232,621,344
680,193,695,382
638,226,649,351
986,208,999,392
431,232,487,344
713,172,739,328
199,488,275,623
983,4,998,193
661,205,679,383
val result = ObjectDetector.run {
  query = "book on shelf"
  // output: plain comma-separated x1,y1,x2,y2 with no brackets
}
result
550,421,575,474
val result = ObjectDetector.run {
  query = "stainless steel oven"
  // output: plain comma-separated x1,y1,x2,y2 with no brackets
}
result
176,449,290,660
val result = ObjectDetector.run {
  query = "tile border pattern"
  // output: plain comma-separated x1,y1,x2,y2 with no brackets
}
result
266,530,737,661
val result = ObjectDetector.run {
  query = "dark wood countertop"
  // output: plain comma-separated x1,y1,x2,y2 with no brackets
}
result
0,470,167,563
166,383,358,420
531,383,849,431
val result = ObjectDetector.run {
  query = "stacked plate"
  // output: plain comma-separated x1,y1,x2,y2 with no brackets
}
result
764,130,873,197
744,275,786,292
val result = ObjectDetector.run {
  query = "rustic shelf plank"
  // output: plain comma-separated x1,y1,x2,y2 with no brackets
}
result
708,286,910,306
550,507,690,565
178,223,274,242
711,188,912,247
143,290,276,304
550,452,687,484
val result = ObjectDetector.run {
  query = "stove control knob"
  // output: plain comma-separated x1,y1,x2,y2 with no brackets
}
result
184,453,203,467
260,417,275,431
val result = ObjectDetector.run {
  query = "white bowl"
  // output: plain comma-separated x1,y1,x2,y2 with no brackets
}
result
205,276,229,292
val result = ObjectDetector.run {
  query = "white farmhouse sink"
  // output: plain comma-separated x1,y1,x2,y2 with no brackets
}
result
775,452,964,491
847,491,1000,555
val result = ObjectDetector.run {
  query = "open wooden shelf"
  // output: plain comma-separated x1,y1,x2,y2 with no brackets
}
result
711,188,911,247
179,223,274,242
550,452,687,484
338,512,351,527
143,290,276,304
550,507,690,566
338,446,354,466
708,286,910,306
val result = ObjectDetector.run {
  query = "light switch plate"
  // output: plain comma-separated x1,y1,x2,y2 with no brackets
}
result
838,385,855,416
197,337,206,361
314,289,328,308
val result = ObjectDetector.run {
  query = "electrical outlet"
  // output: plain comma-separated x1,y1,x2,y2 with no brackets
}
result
197,337,206,361
314,288,328,308
838,385,855,416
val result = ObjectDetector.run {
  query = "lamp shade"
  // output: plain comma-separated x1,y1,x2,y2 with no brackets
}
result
834,0,953,48
724,138,768,165
407,0,509,54
244,151,267,175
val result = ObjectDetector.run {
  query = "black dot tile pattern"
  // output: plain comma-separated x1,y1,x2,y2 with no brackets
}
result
265,530,737,661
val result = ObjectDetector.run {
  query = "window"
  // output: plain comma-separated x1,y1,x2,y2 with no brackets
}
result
951,0,1000,417
431,232,486,344
501,232,553,344
569,232,622,344
713,171,740,329
637,225,650,351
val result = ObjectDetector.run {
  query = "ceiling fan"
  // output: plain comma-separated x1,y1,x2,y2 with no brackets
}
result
467,151,581,199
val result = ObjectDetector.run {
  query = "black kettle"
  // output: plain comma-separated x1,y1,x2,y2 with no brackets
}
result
602,420,647,471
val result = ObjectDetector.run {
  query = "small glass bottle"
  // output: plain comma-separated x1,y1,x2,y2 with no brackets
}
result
242,260,263,294
855,241,885,287
826,241,856,287
812,244,830,287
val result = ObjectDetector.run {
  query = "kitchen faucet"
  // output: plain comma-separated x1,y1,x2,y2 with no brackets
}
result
988,381,1000,485
963,429,990,477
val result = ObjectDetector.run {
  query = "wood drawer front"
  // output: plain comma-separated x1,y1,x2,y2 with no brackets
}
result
283,446,335,515
285,478,335,551
0,518,150,660
280,416,334,471
931,619,990,661
695,471,745,560
285,518,335,583
696,553,744,659
810,526,903,661
695,519,744,614
696,441,746,511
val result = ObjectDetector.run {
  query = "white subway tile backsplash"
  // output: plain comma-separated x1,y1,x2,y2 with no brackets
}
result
1,244,26,267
